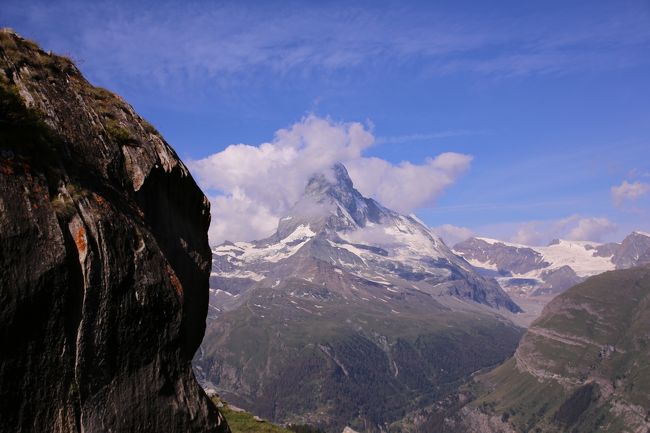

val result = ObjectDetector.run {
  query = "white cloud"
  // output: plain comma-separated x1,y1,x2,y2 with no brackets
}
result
346,153,472,214
511,221,544,245
481,214,619,246
564,216,617,241
611,180,649,207
432,224,474,247
189,115,472,245
208,189,278,245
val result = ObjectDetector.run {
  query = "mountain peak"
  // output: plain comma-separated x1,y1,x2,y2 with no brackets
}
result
303,163,360,209
213,161,520,313
305,162,353,196
276,163,389,237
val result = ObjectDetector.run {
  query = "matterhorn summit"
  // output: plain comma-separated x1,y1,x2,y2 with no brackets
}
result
209,163,519,315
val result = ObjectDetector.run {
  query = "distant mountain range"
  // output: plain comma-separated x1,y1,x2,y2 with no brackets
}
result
454,232,650,296
196,163,650,431
195,163,522,431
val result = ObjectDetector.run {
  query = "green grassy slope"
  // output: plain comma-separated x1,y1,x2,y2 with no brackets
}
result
211,396,293,433
466,265,650,433
211,396,326,433
197,291,522,432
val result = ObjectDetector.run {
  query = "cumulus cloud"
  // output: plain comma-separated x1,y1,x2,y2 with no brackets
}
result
511,221,544,245
611,180,649,207
503,214,618,245
347,153,472,214
189,115,472,245
432,224,474,247
208,190,279,246
564,217,617,241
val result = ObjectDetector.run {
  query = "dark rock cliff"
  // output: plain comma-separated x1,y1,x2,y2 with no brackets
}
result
0,30,228,433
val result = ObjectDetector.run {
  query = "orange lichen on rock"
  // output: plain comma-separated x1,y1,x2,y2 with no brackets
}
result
74,226,87,254
93,193,109,210
165,263,184,298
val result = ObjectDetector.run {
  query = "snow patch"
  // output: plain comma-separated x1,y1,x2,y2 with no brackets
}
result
536,239,613,277
475,237,528,248
212,289,234,297
210,270,265,281
461,256,499,271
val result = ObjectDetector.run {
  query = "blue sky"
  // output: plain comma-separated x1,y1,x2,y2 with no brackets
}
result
3,0,650,245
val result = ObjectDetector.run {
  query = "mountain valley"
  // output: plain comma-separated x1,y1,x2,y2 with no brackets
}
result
196,163,523,431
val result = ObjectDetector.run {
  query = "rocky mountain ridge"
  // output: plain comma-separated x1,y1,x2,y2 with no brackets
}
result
454,231,650,296
209,162,519,317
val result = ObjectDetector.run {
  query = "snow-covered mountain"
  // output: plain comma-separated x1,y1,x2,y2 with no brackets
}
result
208,163,520,316
196,163,523,430
453,231,650,296
603,230,650,268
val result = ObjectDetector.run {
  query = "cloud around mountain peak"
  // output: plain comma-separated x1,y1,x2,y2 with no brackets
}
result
190,115,472,245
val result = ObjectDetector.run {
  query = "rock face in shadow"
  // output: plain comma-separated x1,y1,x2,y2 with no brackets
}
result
0,30,228,433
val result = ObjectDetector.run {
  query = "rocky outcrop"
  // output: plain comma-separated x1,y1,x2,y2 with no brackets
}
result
610,231,650,269
454,237,549,276
0,30,228,432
